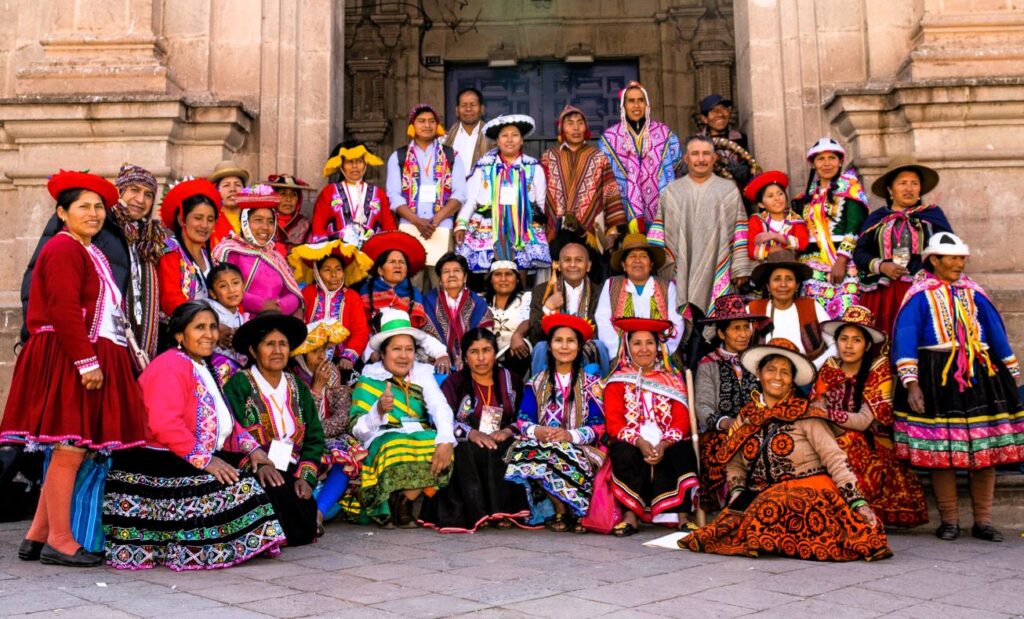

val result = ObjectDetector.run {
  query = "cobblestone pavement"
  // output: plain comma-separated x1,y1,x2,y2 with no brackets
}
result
1,520,1022,618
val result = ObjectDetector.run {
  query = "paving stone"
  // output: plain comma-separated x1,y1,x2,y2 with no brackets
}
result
744,598,883,618
506,594,624,618
339,561,436,582
635,595,752,618
62,580,176,604
238,592,355,618
320,580,425,605
371,592,487,618
814,585,918,614
893,601,1012,619
227,559,318,581
691,582,803,611
449,580,559,606
8,603,139,618
192,582,303,605
301,608,402,619
859,564,994,599
398,571,490,595
936,577,1024,615
0,590,95,614
452,608,529,618
106,591,225,617
276,571,374,594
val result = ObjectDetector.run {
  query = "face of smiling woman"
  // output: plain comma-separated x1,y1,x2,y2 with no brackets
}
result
58,190,107,244
759,355,795,403
176,310,220,360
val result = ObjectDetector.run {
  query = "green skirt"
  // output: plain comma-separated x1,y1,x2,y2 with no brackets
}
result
358,429,452,520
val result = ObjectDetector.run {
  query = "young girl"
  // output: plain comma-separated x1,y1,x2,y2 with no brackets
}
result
206,263,250,383
743,171,809,262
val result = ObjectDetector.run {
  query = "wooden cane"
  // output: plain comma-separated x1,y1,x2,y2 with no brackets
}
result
685,367,706,527
541,262,561,306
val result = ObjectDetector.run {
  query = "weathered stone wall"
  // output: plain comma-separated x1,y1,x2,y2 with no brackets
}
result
0,0,344,406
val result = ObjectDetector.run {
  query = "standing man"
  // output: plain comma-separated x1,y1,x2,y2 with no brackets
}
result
208,160,250,248
658,134,752,324
387,103,467,290
541,104,626,275
697,94,754,202
444,87,492,177
599,81,681,225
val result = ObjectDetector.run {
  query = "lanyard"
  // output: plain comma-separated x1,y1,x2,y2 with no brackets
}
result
639,388,655,422
476,382,493,409
264,387,292,441
342,182,367,222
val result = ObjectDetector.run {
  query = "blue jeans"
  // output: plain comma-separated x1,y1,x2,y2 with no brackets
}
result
531,340,610,377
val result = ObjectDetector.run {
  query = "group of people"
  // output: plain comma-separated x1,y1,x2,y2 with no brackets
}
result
3,80,1023,572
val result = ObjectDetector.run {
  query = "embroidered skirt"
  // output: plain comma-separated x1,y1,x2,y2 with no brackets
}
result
457,213,551,273
103,449,285,571
682,474,892,562
893,350,1024,469
357,429,451,521
419,438,530,533
836,431,928,527
609,441,699,521
504,438,599,519
1,334,147,451
798,255,859,320
698,429,730,512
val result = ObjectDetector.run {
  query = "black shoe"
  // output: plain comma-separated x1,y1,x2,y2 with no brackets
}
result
39,544,103,567
18,539,44,561
935,522,960,541
971,523,1004,542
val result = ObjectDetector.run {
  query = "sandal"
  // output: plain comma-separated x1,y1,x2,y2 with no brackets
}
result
572,521,589,534
612,522,638,537
496,519,514,529
547,513,571,533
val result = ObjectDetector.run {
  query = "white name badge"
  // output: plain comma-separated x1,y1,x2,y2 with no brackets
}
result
402,419,425,432
267,439,292,471
419,183,438,204
499,183,519,205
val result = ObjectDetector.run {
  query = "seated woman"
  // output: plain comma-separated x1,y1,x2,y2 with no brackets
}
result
213,184,304,317
424,252,494,369
104,301,286,570
420,328,529,532
225,312,325,546
485,260,532,379
504,314,605,532
348,309,456,527
290,239,372,367
810,306,928,528
290,321,367,524
311,140,397,246
682,338,891,562
605,318,699,536
748,250,833,369
694,294,765,512
157,178,223,318
358,230,450,370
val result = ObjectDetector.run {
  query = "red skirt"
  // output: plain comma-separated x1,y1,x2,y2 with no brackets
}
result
838,432,928,528
859,280,911,336
1,334,147,450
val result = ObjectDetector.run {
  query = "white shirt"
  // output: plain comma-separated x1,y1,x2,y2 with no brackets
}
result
350,361,456,446
194,360,235,450
250,368,296,443
753,300,835,369
444,289,464,313
564,281,584,315
595,276,685,359
452,122,482,175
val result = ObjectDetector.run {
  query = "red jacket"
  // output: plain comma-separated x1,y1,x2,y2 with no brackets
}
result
747,213,809,261
604,380,690,446
310,183,396,241
24,233,107,373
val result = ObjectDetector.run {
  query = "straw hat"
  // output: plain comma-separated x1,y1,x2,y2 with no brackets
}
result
870,155,940,199
209,160,251,185
821,305,886,345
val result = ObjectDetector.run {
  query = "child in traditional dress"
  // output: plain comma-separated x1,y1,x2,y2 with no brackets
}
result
206,263,250,382
744,171,809,262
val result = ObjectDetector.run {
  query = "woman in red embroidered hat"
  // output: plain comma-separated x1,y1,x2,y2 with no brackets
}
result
604,318,700,536
743,171,808,262
213,184,304,317
2,170,148,567
156,177,222,318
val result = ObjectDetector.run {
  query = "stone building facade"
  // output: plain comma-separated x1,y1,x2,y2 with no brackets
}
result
0,0,1022,405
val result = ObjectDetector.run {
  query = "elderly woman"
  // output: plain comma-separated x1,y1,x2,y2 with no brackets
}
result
420,328,529,532
290,239,372,367
747,250,832,368
694,295,765,512
454,114,551,274
157,178,222,318
424,252,494,368
4,171,149,567
810,306,928,528
312,140,396,246
893,232,1024,542
682,338,891,561
605,318,699,536
793,138,870,319
268,174,312,253
104,301,286,570
486,260,532,378
225,313,324,546
505,314,605,532
854,157,953,334
213,184,304,317
348,309,457,527
289,321,367,524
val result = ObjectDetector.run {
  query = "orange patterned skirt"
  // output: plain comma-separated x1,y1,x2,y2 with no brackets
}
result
698,430,729,512
681,474,892,562
838,432,928,528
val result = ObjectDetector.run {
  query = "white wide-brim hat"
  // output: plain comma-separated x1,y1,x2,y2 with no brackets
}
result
484,114,536,141
921,231,970,259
